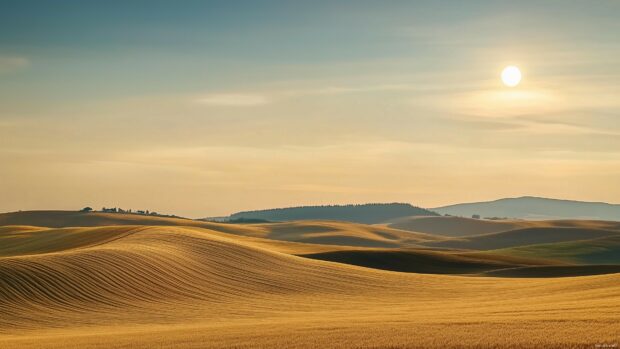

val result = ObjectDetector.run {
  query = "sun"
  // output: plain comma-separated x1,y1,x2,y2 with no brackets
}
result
501,65,522,87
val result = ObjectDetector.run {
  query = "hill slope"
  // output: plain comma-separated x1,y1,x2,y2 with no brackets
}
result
433,196,620,220
386,216,529,237
0,211,442,248
301,248,557,274
224,203,438,224
387,215,620,237
244,220,443,247
0,225,388,330
424,227,620,250
0,210,213,228
484,265,620,278
1,225,620,348
491,235,620,265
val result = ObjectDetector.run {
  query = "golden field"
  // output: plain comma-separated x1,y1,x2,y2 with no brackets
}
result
0,212,619,348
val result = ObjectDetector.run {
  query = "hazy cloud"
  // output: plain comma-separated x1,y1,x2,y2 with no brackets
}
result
0,56,29,73
196,93,270,107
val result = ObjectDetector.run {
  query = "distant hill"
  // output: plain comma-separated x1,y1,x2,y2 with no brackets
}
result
224,203,438,224
491,235,620,265
0,210,445,249
386,215,620,237
386,216,528,237
0,210,205,228
229,220,442,248
0,210,263,236
482,265,620,278
433,196,620,221
424,227,620,250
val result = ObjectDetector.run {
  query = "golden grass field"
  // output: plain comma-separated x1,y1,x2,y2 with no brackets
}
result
1,211,619,348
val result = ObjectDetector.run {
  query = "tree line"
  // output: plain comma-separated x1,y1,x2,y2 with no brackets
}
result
80,206,179,218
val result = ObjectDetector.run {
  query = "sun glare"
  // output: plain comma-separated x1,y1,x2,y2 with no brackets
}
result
501,65,522,87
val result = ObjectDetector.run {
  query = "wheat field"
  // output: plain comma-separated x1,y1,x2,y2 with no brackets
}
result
0,219,618,349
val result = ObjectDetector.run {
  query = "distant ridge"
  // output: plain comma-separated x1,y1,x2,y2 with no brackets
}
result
433,196,620,221
220,203,438,224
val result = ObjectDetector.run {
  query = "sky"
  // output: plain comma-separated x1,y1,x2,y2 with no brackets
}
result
1,0,619,217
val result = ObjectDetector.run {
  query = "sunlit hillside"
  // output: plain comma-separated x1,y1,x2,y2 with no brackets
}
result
1,212,619,348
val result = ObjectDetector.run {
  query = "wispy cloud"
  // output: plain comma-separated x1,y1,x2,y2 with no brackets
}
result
0,56,29,73
196,93,270,107
192,85,414,108
291,83,417,96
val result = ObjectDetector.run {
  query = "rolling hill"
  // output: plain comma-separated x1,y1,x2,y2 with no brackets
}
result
0,210,445,248
0,210,280,237
385,216,531,237
433,196,620,220
244,220,443,247
1,224,619,348
301,247,557,274
0,210,213,228
491,235,620,265
222,203,438,224
483,265,620,278
423,226,620,250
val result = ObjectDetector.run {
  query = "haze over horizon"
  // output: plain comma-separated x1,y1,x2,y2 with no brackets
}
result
2,1,619,217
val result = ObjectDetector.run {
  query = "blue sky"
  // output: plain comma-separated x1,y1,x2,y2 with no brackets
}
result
1,1,619,216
